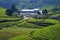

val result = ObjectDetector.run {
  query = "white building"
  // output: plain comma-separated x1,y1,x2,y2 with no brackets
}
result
20,8,40,17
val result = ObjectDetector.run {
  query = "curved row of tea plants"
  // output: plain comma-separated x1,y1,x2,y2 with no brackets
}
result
9,23,60,40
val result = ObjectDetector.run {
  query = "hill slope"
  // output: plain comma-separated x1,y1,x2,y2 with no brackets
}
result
0,0,60,9
9,23,60,40
0,7,6,16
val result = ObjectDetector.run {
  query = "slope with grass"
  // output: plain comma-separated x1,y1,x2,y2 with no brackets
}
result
0,7,60,40
8,17,60,40
0,27,37,40
0,7,6,16
32,23,60,40
9,23,60,40
0,18,60,40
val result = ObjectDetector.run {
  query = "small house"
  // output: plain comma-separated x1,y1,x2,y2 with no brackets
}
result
20,8,40,17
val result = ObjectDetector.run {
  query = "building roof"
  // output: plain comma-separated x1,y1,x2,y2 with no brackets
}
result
21,8,39,12
20,8,40,13
34,8,39,10
21,9,34,11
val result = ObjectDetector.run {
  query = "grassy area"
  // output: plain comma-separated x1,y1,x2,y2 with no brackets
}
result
0,17,60,40
0,27,37,40
52,13,60,17
0,18,22,28
9,23,60,40
0,17,59,28
8,18,60,40
28,18,59,24
0,18,21,21
0,7,6,16
32,23,60,40
0,7,60,40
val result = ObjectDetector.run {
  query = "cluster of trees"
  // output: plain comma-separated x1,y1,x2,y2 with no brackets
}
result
52,6,60,13
37,9,48,15
6,4,20,16
6,4,48,18
42,9,48,15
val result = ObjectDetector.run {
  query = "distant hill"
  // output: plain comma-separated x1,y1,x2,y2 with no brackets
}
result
0,0,60,9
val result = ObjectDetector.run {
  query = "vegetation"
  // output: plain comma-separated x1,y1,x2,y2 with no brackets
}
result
0,17,60,40
9,23,60,40
6,4,20,16
0,27,37,40
32,23,60,40
0,6,60,40
0,7,6,16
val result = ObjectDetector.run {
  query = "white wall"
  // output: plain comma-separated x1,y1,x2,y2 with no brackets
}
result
20,13,38,16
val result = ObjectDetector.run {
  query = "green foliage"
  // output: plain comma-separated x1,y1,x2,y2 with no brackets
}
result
0,7,6,16
28,18,59,24
9,23,60,40
55,14,60,16
0,18,22,28
0,7,60,40
52,6,60,13
0,18,20,20
32,23,60,40
52,13,60,17
0,27,36,40
8,18,60,40
0,22,14,27
18,21,39,28
9,34,32,40
0,7,20,18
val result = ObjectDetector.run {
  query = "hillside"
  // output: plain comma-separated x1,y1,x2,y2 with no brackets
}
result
0,0,60,9
0,17,60,40
0,7,6,16
9,23,60,40
0,0,60,40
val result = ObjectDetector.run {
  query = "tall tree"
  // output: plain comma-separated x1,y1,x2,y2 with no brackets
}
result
11,4,16,10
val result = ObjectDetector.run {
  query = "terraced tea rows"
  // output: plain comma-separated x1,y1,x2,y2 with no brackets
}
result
9,23,60,40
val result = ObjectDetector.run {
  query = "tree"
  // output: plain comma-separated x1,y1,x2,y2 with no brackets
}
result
52,6,60,13
6,9,13,16
11,4,20,15
6,4,20,16
11,4,16,10
42,9,48,15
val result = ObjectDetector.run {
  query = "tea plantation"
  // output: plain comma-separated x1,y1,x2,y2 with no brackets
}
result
0,7,60,40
